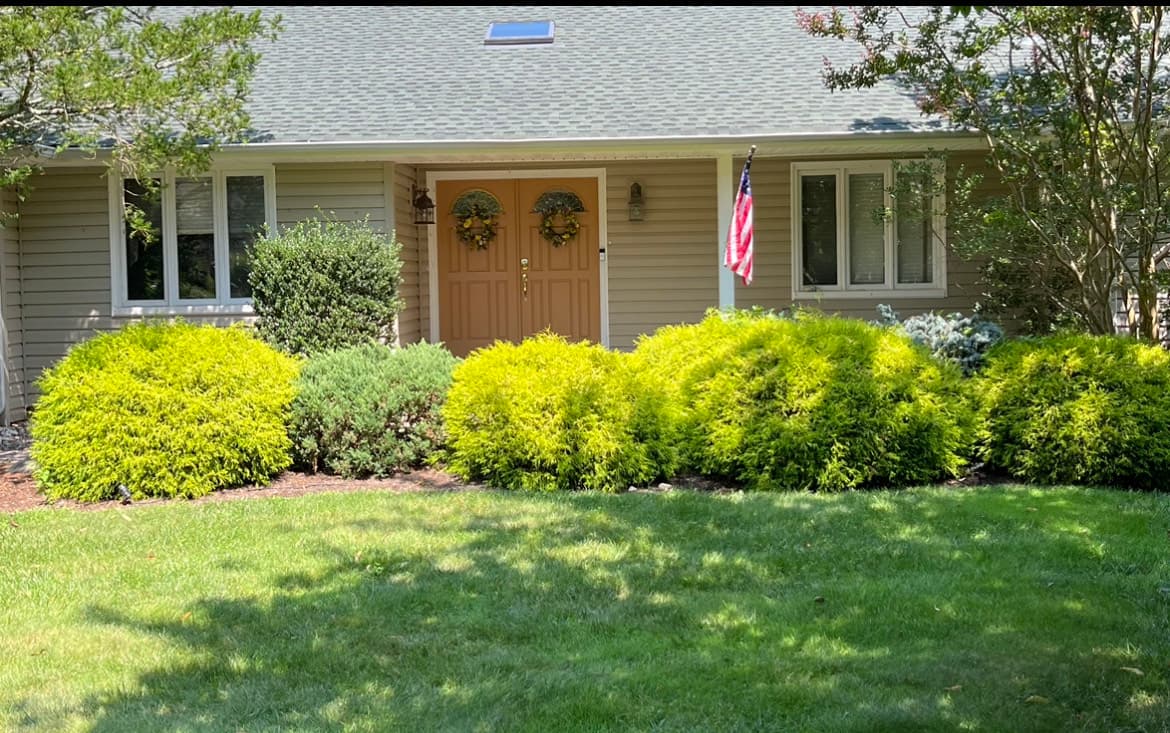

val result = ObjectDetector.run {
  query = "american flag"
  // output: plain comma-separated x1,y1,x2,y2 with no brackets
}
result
725,148,755,285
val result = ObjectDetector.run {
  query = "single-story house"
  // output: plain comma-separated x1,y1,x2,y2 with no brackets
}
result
0,5,999,422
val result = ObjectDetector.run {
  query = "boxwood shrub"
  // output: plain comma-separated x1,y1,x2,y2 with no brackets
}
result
635,311,973,491
249,218,403,356
976,334,1170,488
290,342,459,478
442,334,677,492
31,321,299,502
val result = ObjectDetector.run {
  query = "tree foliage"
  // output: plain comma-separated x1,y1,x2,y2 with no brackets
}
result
799,6,1170,338
0,6,279,191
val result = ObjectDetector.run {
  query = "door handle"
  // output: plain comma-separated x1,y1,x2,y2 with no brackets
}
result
520,258,529,297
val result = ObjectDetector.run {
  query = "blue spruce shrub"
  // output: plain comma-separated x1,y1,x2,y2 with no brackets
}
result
876,304,1004,375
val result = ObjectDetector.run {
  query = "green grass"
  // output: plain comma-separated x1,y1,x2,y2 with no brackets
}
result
1,486,1168,732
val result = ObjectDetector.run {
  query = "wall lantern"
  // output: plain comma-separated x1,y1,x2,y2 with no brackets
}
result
412,184,436,225
628,182,644,221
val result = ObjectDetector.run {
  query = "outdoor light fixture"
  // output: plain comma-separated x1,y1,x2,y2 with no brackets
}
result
412,184,436,225
628,182,644,221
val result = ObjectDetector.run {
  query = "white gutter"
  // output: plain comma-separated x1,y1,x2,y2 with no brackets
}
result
42,130,989,166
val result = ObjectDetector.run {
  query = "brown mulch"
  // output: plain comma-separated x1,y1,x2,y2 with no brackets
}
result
0,467,483,514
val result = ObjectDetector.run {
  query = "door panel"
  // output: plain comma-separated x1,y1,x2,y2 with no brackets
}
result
436,179,519,356
437,176,601,357
517,178,600,343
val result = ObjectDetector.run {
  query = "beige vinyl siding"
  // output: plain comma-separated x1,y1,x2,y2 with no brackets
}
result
275,162,387,230
392,164,422,344
605,159,718,349
3,187,24,421
16,163,393,403
735,152,988,320
18,167,117,391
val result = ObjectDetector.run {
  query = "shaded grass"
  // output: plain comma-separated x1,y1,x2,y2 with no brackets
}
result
1,485,1168,732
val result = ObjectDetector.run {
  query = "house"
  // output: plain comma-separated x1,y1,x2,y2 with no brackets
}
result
0,5,996,422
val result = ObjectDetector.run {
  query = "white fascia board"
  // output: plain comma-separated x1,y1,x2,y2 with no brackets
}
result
40,131,989,167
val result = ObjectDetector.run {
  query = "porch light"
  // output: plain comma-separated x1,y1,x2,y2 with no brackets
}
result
628,182,644,221
412,184,436,225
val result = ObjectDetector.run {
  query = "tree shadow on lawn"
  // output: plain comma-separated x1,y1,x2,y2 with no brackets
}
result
72,489,1169,732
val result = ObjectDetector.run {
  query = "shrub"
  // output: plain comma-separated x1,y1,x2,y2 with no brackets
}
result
443,334,676,492
249,218,403,355
876,304,1004,375
976,334,1170,488
31,322,298,502
290,342,458,478
635,311,974,491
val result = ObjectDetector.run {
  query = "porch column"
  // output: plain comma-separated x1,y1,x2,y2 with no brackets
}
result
716,153,735,308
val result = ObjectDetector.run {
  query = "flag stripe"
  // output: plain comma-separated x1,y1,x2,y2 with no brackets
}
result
724,153,755,286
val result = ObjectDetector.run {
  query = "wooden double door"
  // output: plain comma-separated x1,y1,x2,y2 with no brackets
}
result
437,177,601,357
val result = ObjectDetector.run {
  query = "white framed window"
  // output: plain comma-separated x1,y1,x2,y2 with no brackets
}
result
791,160,946,299
109,167,276,316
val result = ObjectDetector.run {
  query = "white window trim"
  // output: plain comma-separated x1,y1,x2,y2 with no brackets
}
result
791,159,947,299
108,166,277,316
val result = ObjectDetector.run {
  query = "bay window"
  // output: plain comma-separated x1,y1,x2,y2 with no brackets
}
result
792,160,945,298
112,167,275,313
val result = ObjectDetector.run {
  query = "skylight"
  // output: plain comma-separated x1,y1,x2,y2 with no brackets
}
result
485,21,555,46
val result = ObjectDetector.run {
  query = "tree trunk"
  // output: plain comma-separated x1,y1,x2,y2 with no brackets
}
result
1137,255,1159,342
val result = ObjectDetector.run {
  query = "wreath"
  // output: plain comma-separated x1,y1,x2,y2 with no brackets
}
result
451,190,503,250
533,190,586,248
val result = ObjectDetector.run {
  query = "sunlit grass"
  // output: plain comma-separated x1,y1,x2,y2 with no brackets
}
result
1,485,1168,732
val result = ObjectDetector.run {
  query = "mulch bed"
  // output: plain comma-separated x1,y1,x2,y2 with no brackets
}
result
0,467,482,514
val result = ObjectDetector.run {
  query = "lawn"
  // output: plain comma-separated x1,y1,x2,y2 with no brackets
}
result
1,486,1168,732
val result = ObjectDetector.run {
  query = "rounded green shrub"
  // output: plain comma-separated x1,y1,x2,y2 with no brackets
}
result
976,334,1170,488
290,342,459,478
635,311,974,491
31,321,299,502
249,218,403,355
443,334,677,492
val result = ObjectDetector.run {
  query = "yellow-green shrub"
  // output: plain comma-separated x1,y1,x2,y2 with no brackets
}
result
976,334,1170,488
635,311,973,491
442,334,676,492
31,321,299,501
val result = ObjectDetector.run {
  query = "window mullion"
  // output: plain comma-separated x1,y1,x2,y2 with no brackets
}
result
162,170,178,305
836,167,847,290
884,164,895,290
214,172,229,303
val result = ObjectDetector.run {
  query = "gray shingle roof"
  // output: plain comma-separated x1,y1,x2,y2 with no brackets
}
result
235,5,940,145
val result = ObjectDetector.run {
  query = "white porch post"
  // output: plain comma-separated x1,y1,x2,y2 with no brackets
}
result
716,153,735,308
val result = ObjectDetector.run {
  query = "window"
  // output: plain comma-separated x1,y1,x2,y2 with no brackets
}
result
111,168,275,313
791,160,946,298
484,20,554,45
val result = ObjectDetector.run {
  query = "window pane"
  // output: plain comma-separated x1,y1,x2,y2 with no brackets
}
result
124,179,164,301
897,191,934,284
801,174,837,286
848,173,886,285
176,177,216,300
227,176,266,298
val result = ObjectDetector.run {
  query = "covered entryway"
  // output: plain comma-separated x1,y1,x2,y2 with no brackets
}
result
435,176,601,356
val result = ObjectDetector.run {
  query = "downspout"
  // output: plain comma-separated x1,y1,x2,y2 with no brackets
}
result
11,198,25,423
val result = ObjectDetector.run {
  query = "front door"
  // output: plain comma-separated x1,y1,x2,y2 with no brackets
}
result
437,177,600,357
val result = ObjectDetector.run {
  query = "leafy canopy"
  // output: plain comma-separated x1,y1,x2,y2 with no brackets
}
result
799,6,1170,339
0,6,280,190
